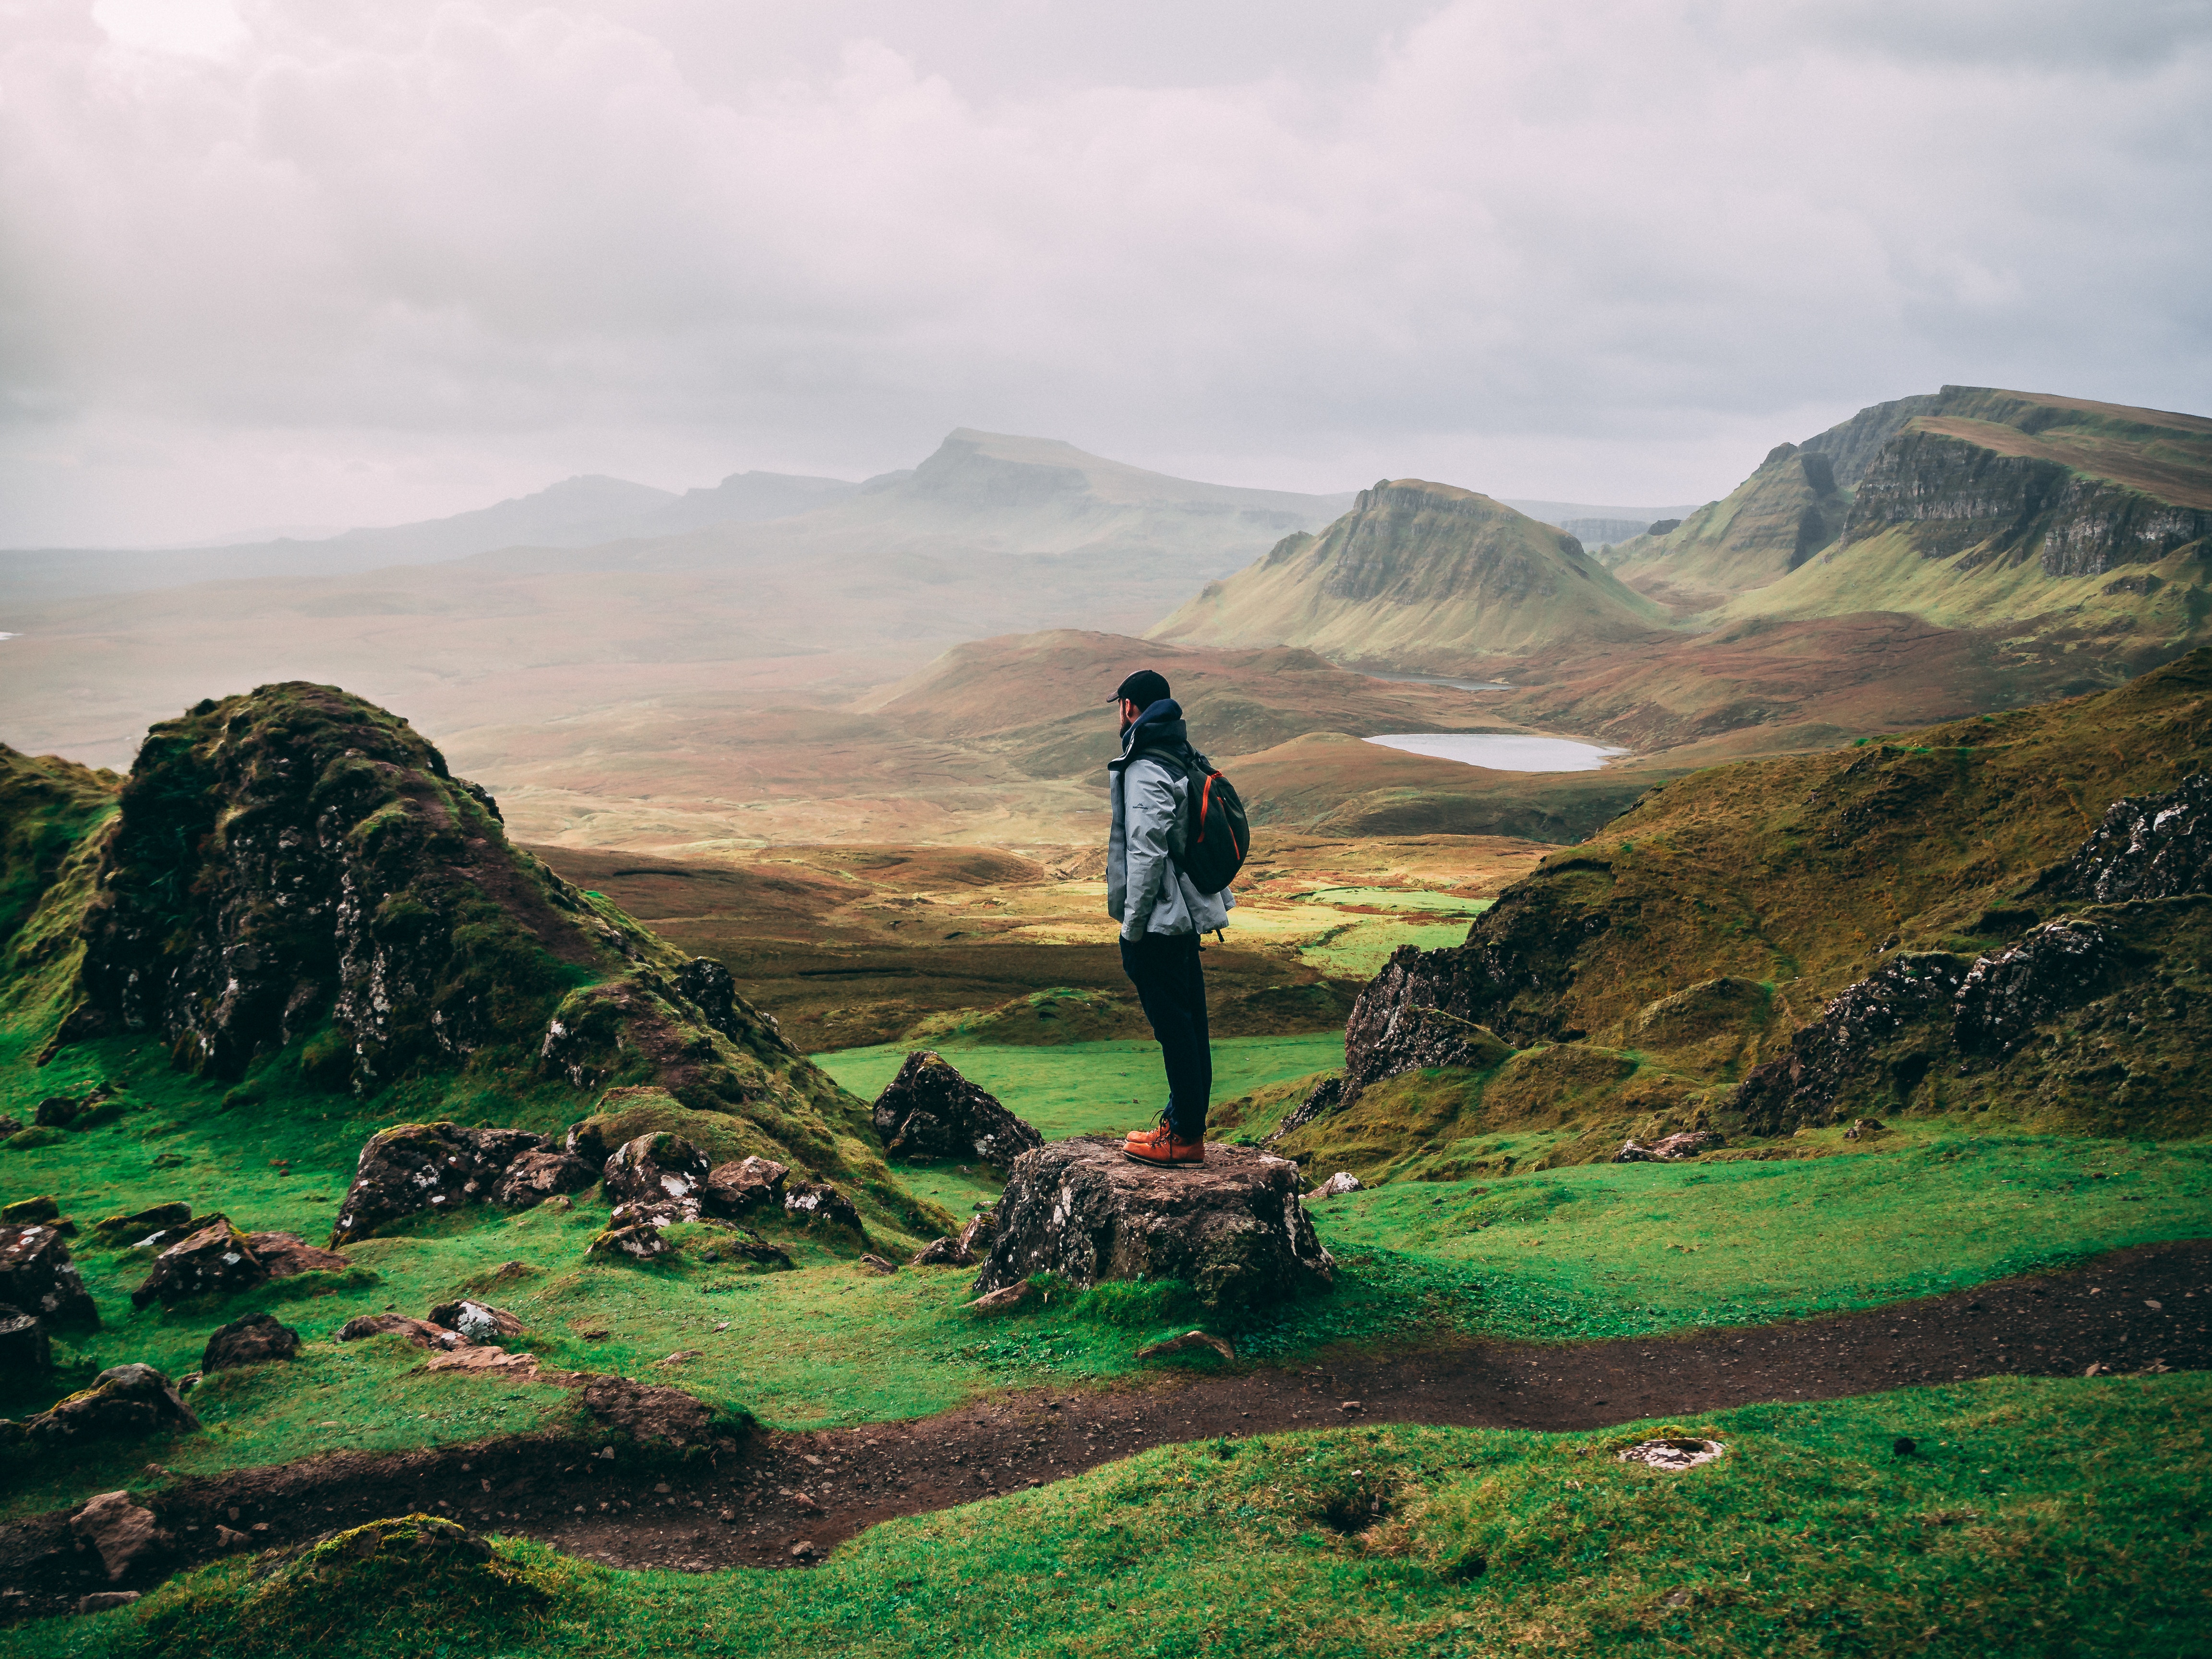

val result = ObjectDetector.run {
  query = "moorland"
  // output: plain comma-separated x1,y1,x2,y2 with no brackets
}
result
0,384,2207,1657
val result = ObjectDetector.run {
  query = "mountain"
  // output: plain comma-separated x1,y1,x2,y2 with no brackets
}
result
1264,648,2212,1185
1597,442,1851,613
1146,479,1670,673
0,470,861,605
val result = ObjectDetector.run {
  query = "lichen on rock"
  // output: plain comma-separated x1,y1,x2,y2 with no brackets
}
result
974,1136,1332,1314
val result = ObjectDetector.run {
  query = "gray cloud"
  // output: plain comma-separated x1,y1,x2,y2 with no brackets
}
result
1,0,2206,544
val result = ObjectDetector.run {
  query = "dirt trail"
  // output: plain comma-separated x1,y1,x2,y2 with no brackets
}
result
5,1240,2204,1615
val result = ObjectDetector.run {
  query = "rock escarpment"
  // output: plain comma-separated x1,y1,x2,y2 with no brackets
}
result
974,1137,1332,1313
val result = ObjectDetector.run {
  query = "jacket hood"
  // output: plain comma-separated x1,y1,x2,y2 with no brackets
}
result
1116,697,1186,762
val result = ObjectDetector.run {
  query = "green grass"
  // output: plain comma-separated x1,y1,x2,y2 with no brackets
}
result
1313,1129,2212,1342
1298,919,1476,978
26,1375,2209,1658
1296,889,1492,915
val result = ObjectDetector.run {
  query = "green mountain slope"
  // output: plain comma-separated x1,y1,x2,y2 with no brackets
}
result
1270,649,2212,1184
1599,442,1849,612
1147,479,1669,671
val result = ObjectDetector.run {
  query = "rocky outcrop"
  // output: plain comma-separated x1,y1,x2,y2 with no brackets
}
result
202,1312,300,1373
1732,954,1968,1134
0,1224,96,1328
1336,938,1523,1106
1615,1131,1720,1162
489,1148,598,1209
1953,920,2127,1058
2044,773,2212,903
603,1132,712,1226
27,1363,199,1446
974,1136,1333,1313
89,1202,192,1248
869,1051,1043,1169
331,1122,550,1245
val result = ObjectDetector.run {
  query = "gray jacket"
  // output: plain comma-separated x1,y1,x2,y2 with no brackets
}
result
1106,699,1234,942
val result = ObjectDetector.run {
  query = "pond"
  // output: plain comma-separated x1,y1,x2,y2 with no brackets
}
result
1364,732,1625,771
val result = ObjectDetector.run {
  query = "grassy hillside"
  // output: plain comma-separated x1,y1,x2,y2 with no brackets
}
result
1149,480,1670,672
1275,649,2212,1182
1601,442,1848,615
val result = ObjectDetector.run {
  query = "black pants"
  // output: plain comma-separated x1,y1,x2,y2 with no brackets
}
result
1120,931,1212,1140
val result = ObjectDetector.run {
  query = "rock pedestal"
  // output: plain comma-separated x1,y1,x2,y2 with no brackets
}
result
974,1136,1333,1313
871,1051,1044,1169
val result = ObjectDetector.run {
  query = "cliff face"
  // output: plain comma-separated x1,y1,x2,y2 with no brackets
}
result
1602,441,1850,613
1148,479,1668,670
1844,423,2212,578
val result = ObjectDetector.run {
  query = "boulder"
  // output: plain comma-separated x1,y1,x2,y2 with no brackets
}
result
1311,1172,1362,1198
69,1491,169,1582
0,1195,60,1224
131,1221,267,1309
490,1148,599,1209
0,1223,98,1327
1614,1131,1720,1163
2046,771,2212,903
589,1223,672,1262
869,1051,1044,1169
89,1202,192,1247
428,1299,526,1344
78,1591,143,1615
974,1136,1333,1314
705,1155,788,1216
202,1312,300,1373
0,1304,50,1375
337,1313,463,1350
603,1132,712,1225
783,1180,863,1234
957,1211,994,1255
908,1236,973,1267
858,1253,900,1275
245,1232,352,1277
28,1363,200,1445
1843,1117,1887,1141
330,1122,551,1246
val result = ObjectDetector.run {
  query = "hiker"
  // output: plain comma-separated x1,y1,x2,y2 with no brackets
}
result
1107,669,1234,1167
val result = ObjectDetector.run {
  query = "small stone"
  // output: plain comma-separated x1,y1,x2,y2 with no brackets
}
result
215,1524,250,1548
243,1231,351,1277
1614,1132,1721,1164
705,1155,789,1217
1893,1437,1917,1457
1134,1330,1235,1363
428,1299,526,1345
789,1539,817,1560
0,1195,60,1225
589,1222,672,1261
1311,1171,1361,1198
858,1253,900,1275
490,1147,600,1208
201,1312,300,1373
955,1211,995,1256
69,1491,169,1579
908,1236,973,1268
1340,1399,1362,1413
75,1590,142,1615
336,1313,463,1350
131,1221,268,1309
970,1281,1037,1314
783,1181,864,1234
29,1364,199,1446
89,1203,192,1248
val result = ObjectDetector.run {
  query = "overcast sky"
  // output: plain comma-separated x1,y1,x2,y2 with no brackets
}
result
3,0,2208,546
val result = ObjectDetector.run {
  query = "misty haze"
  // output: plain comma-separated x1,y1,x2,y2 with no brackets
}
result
0,5,2208,1654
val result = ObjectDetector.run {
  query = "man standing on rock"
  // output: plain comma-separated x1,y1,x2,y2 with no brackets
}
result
1107,669,1232,1167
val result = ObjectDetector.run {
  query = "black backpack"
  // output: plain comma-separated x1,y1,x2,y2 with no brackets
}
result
1131,743,1250,895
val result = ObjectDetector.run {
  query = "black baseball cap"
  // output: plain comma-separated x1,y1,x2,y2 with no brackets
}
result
1109,669,1172,708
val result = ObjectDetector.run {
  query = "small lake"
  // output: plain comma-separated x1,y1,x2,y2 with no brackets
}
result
1364,733,1625,772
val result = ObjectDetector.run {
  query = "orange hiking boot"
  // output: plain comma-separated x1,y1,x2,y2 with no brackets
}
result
1123,1126,1205,1166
